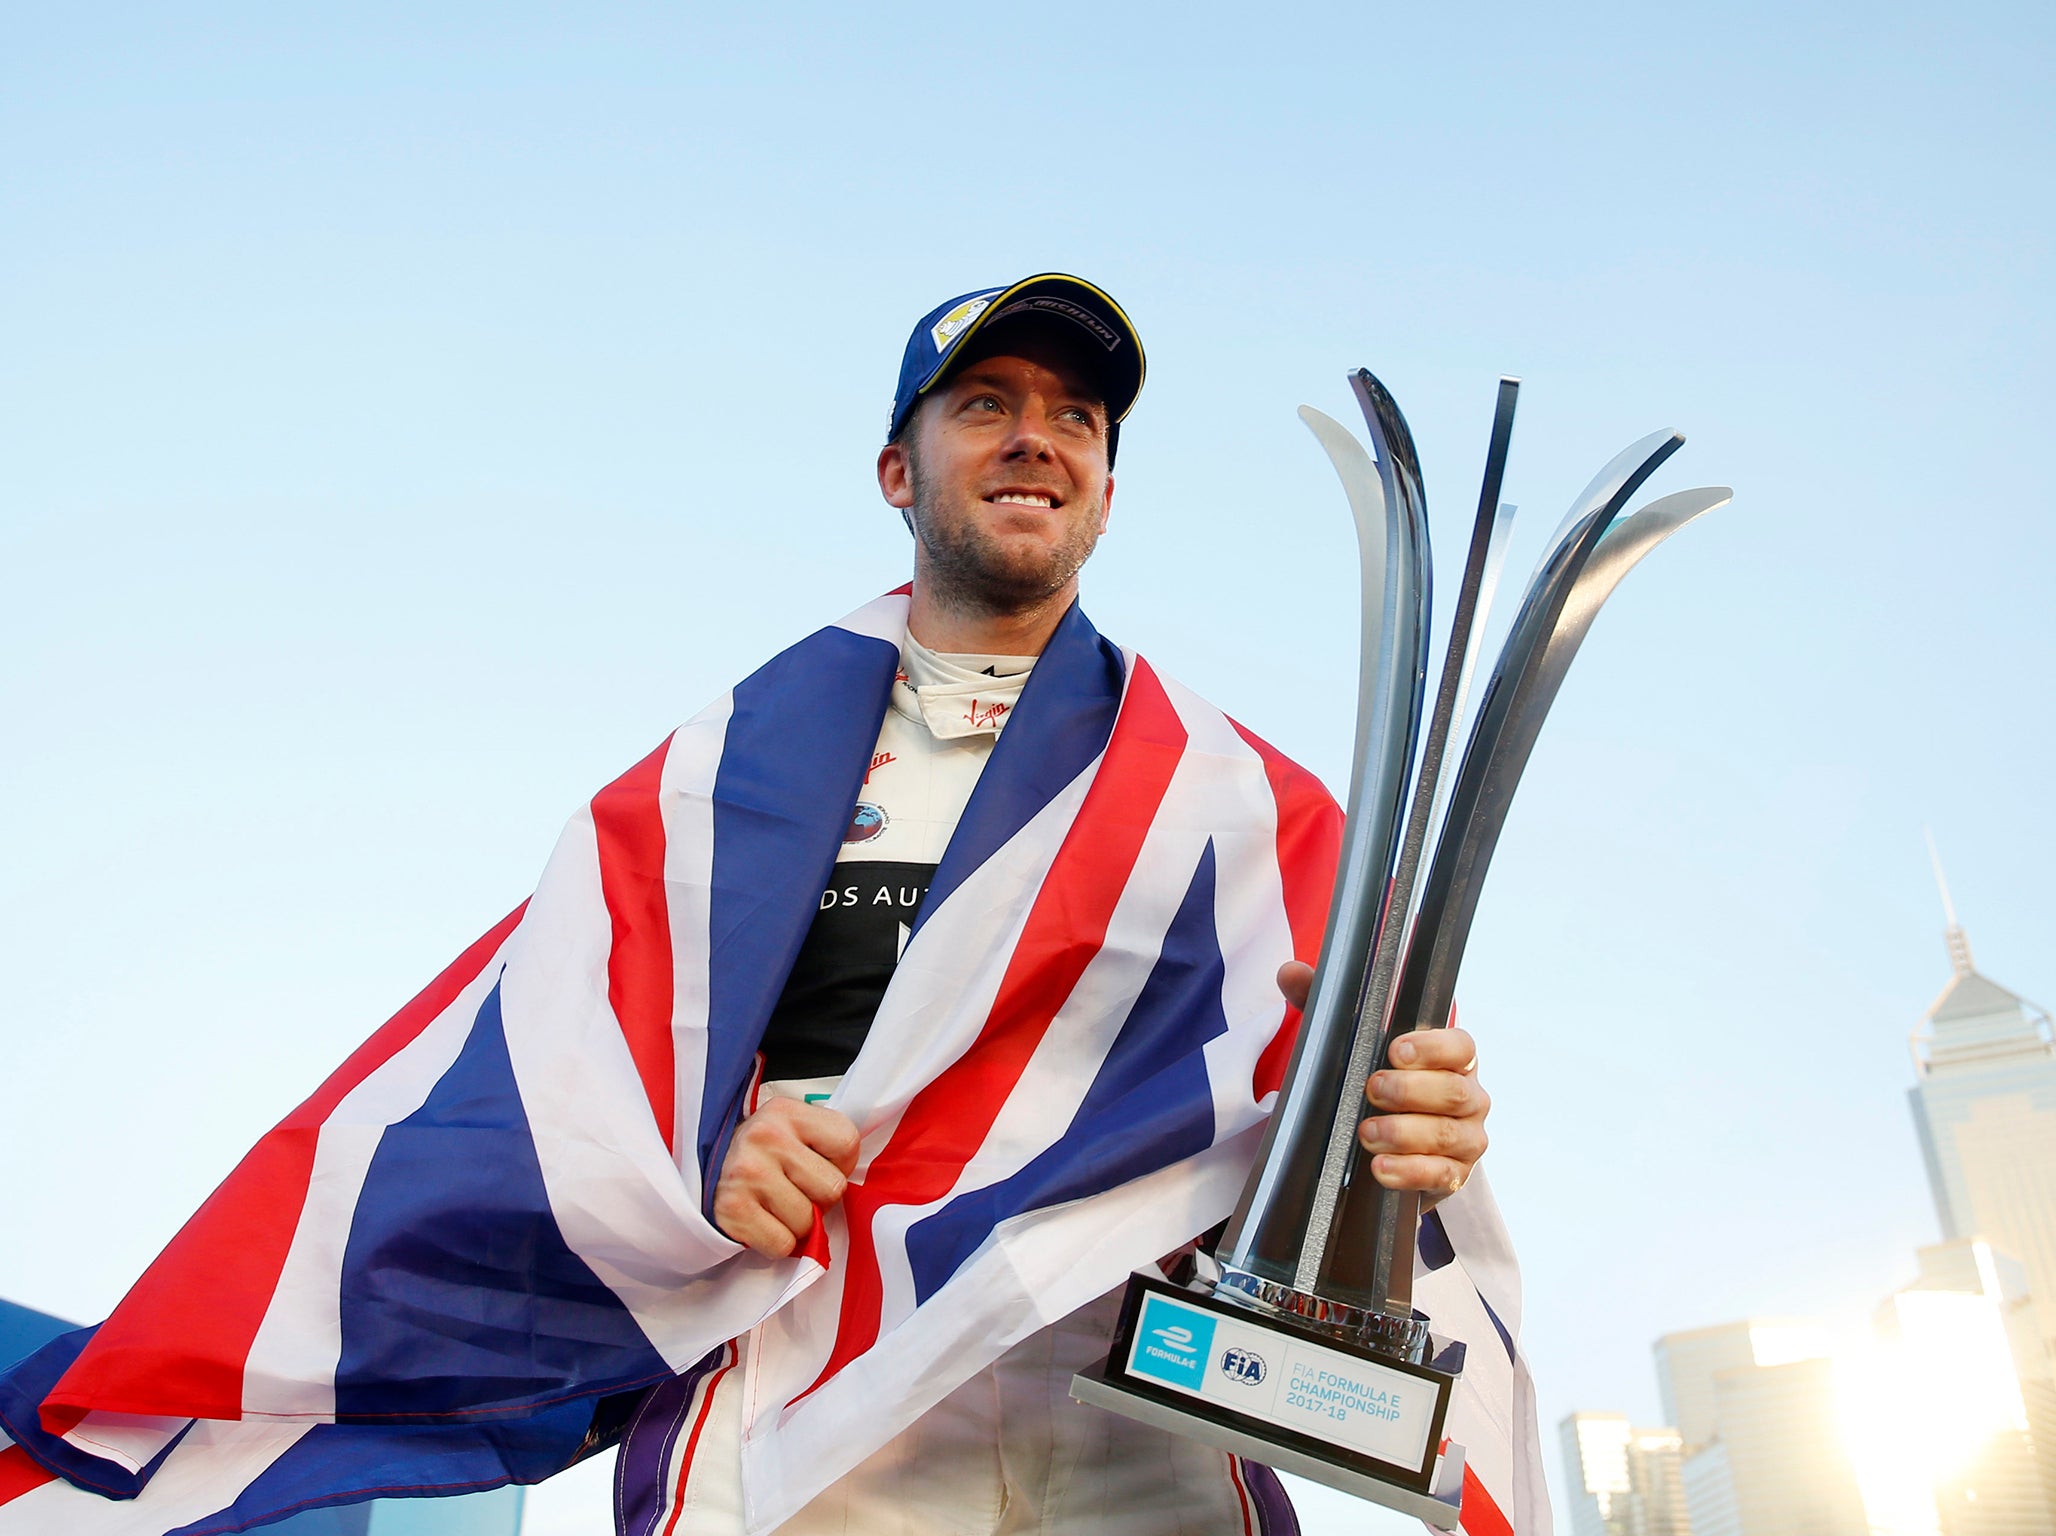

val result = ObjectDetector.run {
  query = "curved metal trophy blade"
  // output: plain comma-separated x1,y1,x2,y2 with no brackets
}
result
1215,403,1426,1291
1520,486,1731,711
1294,375,1517,1302
1450,502,1518,754
1426,498,1517,863
1517,428,1682,592
1392,483,1728,1055
1319,430,1689,1309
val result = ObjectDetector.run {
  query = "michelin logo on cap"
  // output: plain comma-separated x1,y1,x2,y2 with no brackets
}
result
990,295,1121,350
930,294,997,352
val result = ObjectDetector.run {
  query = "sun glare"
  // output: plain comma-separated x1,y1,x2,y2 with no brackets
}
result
1833,1291,2029,1536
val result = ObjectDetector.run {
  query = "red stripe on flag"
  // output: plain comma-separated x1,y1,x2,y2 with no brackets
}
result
0,1444,57,1505
1228,720,1342,1097
591,737,678,1153
799,661,1189,1400
1460,1466,1517,1536
44,904,529,1427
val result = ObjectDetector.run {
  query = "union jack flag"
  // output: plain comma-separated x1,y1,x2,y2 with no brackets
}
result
0,592,1544,1536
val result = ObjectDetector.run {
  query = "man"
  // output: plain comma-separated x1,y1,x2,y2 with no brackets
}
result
634,275,1490,1533
0,275,1493,1536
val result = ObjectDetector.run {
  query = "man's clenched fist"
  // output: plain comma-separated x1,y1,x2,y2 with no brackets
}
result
711,1097,862,1259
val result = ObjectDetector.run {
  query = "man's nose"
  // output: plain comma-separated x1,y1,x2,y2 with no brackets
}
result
1001,406,1057,460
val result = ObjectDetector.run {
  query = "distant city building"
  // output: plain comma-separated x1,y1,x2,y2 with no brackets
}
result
1654,1321,1869,1536
1561,1412,1692,1536
1656,1320,1830,1456
1906,873,2056,1354
0,1297,523,1536
1608,865,2056,1536
1651,1269,2056,1536
1865,1240,2056,1536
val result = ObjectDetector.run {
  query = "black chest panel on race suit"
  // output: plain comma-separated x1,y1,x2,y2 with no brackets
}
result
759,859,936,1080
757,634,1033,1086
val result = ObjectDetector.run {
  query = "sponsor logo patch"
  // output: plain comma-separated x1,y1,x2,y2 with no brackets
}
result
930,294,996,352
845,803,888,844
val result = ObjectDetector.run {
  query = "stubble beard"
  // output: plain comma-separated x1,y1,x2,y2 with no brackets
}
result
906,472,1104,620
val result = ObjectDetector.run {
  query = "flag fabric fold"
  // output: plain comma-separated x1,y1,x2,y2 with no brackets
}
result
0,591,1542,1536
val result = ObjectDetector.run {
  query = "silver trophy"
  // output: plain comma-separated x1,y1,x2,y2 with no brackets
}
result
1072,371,1729,1525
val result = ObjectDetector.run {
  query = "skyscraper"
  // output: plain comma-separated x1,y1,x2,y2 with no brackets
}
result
1905,859,2056,1354
1561,1413,1693,1536
1654,1321,1869,1536
1865,1240,2056,1536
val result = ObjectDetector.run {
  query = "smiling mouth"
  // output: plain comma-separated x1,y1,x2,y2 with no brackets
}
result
986,490,1062,509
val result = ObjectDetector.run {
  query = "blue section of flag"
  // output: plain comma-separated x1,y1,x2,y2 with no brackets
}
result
0,1326,181,1500
903,842,1226,1302
701,625,899,1175
1418,1209,1454,1272
161,1400,591,1536
0,1299,77,1381
916,603,1124,936
334,983,670,1418
1477,1291,1514,1361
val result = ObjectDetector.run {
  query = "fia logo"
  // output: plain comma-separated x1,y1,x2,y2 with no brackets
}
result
1218,1347,1266,1386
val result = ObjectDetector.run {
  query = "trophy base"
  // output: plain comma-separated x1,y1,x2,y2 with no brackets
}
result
1069,1271,1466,1529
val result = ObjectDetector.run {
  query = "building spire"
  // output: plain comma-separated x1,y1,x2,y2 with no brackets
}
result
1925,828,1974,975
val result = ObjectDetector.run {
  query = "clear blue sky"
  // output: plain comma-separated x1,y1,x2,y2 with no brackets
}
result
5,3,2052,1530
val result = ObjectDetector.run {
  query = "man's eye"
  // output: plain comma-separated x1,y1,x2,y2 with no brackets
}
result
968,394,1003,413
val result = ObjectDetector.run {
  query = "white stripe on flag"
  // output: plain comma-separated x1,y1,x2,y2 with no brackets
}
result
740,1122,1269,1536
829,592,911,646
833,743,1105,1142
0,1422,314,1536
501,804,819,1372
1429,1172,1550,1536
659,700,732,1201
862,737,1224,1341
54,1411,191,1477
235,938,512,1422
1156,672,1298,1126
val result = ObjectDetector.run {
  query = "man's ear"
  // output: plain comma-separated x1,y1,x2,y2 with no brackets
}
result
878,443,914,510
1099,474,1115,534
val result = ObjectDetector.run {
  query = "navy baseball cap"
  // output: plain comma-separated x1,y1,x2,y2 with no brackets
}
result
887,274,1145,464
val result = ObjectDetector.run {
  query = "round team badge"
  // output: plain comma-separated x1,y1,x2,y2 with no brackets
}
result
845,803,888,844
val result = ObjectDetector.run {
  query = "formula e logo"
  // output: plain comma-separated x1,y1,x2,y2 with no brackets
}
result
844,803,888,844
1219,1347,1266,1386
1130,1296,1214,1391
1153,1323,1198,1354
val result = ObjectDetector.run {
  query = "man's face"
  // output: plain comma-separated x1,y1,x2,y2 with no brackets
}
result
877,330,1115,617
